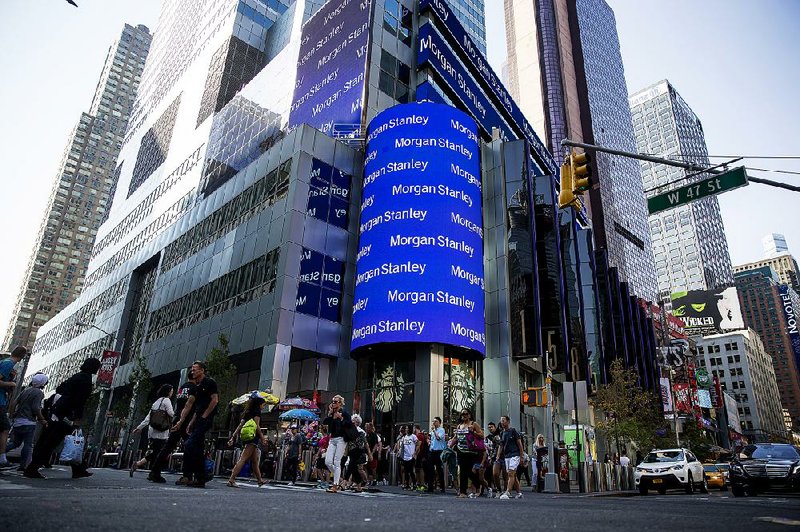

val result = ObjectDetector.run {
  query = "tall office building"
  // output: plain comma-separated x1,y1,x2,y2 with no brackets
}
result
697,329,787,441
763,233,789,258
26,0,658,462
3,24,152,351
504,0,658,303
734,266,800,429
629,80,733,299
734,239,800,293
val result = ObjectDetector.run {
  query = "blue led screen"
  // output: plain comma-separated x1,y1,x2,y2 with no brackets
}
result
288,0,372,136
351,102,486,355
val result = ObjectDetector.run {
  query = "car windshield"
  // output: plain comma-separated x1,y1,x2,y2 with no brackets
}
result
703,465,718,472
644,451,684,463
740,445,800,460
715,464,730,471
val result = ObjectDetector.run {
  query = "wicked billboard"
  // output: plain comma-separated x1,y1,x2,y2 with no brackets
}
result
671,287,744,335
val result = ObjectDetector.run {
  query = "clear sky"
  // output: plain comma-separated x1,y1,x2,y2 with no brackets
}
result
1,0,798,338
486,0,800,263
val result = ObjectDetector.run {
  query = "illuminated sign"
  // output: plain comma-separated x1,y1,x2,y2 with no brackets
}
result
288,0,372,135
351,102,485,355
779,284,800,371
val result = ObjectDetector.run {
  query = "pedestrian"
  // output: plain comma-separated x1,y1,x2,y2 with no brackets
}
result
487,421,505,496
130,384,175,482
314,425,331,487
226,392,267,487
24,357,101,479
449,409,484,498
396,424,418,490
426,416,447,493
283,424,305,484
343,414,370,492
497,415,524,499
150,370,197,485
5,373,48,470
322,394,351,493
413,424,429,491
364,422,380,486
0,346,27,469
518,435,532,487
182,360,218,488
619,450,630,467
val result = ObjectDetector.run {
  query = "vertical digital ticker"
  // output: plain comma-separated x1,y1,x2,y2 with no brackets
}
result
351,102,486,356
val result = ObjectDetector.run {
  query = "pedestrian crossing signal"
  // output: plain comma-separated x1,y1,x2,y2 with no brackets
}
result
521,387,547,407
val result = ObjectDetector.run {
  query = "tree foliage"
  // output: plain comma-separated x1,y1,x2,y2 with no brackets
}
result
204,333,237,430
593,359,670,451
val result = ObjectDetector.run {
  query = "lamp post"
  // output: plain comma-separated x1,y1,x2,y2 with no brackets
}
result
76,321,119,448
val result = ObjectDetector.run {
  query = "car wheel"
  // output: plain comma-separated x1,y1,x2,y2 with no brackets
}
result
685,473,695,494
731,484,745,497
699,476,709,494
746,487,758,497
657,487,667,495
638,484,648,495
720,485,728,492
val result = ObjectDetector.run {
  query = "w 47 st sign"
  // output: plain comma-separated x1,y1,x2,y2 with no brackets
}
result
647,167,748,215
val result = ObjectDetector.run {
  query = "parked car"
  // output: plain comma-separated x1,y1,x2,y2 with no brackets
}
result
634,448,707,495
703,463,727,491
729,443,800,497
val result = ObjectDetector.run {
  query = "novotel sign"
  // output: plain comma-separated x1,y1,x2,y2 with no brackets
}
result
779,284,800,372
351,102,486,356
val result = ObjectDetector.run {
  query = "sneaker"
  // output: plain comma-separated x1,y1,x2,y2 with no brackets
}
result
72,470,93,479
175,476,190,486
151,476,167,484
0,460,14,469
468,493,477,498
515,492,523,499
487,488,493,498
499,492,510,500
288,481,295,486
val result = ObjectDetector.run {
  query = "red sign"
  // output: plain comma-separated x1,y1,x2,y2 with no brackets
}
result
639,300,687,340
97,350,121,388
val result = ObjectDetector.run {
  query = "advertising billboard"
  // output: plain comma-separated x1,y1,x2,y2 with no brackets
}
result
287,0,372,136
97,350,121,389
779,284,800,371
351,102,485,355
670,287,745,335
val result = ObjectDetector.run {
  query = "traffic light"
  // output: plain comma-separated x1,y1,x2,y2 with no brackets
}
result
570,150,592,192
521,387,548,407
558,161,577,208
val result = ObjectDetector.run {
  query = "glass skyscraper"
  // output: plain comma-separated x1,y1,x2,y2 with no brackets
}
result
629,80,734,298
504,0,658,303
3,24,152,351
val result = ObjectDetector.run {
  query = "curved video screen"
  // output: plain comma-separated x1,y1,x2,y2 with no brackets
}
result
351,102,485,356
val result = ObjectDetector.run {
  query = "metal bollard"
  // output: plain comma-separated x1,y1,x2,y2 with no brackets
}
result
389,452,398,486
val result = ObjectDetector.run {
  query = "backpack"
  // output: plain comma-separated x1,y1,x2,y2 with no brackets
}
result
240,419,258,443
149,398,172,431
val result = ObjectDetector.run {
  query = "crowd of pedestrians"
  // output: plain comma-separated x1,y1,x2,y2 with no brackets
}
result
1,351,549,500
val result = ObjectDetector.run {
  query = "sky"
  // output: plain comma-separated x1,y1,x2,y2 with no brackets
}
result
0,0,798,339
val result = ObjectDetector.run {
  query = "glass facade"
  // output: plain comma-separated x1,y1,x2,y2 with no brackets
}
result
630,80,734,298
3,24,152,351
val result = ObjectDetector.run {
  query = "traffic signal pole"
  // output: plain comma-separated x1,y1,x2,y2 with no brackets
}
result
560,139,800,193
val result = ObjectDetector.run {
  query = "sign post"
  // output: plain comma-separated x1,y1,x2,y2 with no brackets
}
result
647,167,748,215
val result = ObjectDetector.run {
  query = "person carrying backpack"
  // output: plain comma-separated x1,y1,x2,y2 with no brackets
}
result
130,384,175,482
226,393,267,487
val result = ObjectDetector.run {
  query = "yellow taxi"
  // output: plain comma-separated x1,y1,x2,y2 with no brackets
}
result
703,463,728,491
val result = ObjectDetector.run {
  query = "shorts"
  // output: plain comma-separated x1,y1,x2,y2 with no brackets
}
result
0,405,10,432
505,456,521,471
415,455,427,469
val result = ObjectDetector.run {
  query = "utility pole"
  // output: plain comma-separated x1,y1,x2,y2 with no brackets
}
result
560,139,800,193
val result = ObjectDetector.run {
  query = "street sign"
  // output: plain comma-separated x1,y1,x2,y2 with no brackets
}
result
647,166,748,214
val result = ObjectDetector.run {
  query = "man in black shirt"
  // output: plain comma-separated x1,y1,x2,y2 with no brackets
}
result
150,370,197,484
24,357,102,479
182,361,218,488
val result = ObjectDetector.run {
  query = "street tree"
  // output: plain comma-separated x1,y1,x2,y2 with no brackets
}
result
204,333,237,430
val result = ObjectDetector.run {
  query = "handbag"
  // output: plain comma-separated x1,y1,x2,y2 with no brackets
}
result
149,398,172,431
240,419,258,443
59,428,86,464
342,421,359,443
466,432,486,452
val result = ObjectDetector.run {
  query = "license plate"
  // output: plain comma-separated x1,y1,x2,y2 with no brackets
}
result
652,479,663,484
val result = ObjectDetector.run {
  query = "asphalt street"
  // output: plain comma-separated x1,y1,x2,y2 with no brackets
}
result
1,467,799,531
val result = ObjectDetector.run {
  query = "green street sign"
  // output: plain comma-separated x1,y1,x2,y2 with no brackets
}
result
647,167,748,215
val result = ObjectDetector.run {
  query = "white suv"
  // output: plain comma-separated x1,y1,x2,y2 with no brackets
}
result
634,448,707,495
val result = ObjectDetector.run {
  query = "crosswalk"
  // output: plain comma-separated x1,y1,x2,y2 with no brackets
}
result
233,481,407,498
